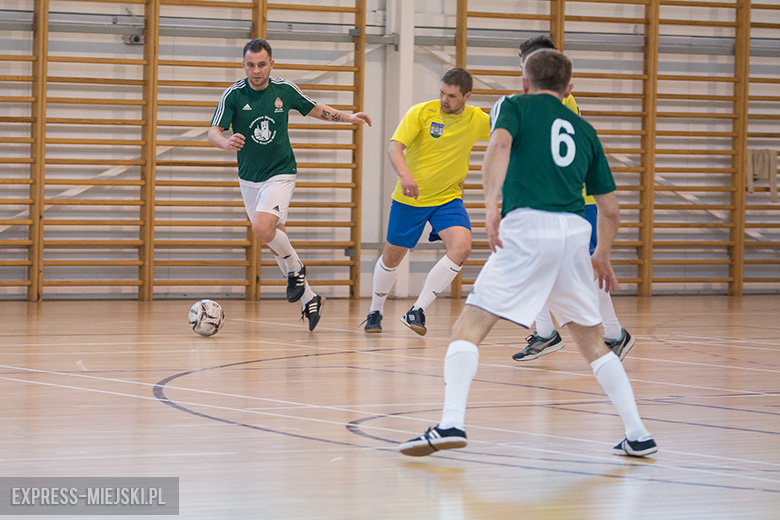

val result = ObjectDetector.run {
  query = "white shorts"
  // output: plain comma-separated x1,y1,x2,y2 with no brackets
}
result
239,174,296,224
466,208,602,328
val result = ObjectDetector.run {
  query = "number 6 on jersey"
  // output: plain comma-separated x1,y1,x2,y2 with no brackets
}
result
551,118,575,167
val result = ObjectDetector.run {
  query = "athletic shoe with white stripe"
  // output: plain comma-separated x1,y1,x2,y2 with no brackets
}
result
399,426,467,457
605,328,635,361
512,330,565,361
287,265,307,303
613,435,658,457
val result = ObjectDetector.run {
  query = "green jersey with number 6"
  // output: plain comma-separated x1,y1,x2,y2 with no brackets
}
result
490,93,615,218
211,77,317,183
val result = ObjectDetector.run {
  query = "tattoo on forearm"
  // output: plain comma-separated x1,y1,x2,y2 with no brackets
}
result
320,110,343,122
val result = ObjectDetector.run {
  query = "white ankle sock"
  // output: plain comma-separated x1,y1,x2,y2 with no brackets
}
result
413,255,462,311
301,285,316,308
369,256,397,314
439,340,479,430
591,352,649,441
534,305,556,338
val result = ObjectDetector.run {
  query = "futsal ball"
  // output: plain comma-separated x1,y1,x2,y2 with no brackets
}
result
188,299,225,337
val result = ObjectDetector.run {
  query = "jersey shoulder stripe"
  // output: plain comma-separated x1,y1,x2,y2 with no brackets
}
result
270,77,317,105
490,95,509,131
211,78,246,126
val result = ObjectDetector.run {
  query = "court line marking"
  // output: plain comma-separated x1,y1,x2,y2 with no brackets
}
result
10,326,779,384
3,331,780,396
4,372,780,489
3,363,780,470
0,452,237,463
2,328,779,400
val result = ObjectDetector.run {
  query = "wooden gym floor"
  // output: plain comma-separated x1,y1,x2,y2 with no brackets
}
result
2,294,779,519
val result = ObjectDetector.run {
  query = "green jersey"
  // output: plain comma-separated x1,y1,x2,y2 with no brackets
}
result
490,93,615,217
211,77,317,183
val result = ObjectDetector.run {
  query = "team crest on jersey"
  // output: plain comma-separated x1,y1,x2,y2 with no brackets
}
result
250,115,276,145
430,122,444,138
274,97,284,113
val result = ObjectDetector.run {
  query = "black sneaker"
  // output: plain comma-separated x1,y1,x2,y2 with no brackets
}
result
605,328,635,361
401,307,426,336
512,330,565,361
301,294,323,331
363,311,382,333
613,435,658,457
399,426,467,457
287,265,306,303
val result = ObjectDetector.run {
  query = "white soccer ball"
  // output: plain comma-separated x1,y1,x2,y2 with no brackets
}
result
188,299,225,337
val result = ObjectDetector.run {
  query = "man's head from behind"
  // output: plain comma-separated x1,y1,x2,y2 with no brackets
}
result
439,67,473,115
522,49,573,98
519,35,556,68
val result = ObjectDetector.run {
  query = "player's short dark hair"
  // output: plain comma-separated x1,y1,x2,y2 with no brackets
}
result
519,35,556,61
243,38,273,59
524,49,572,95
441,67,473,96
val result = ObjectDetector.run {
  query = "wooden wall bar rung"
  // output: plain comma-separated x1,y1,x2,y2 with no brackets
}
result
659,75,736,82
59,0,145,3
47,118,143,125
47,76,145,86
44,219,144,226
661,1,738,7
660,19,738,27
43,280,144,287
268,3,358,13
161,0,252,7
566,16,646,23
154,280,250,286
155,260,250,267
154,220,248,227
48,56,146,65
467,11,551,21
45,260,144,266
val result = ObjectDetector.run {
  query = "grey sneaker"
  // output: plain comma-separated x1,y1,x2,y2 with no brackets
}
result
512,330,565,361
613,435,657,457
399,426,467,457
400,307,426,336
605,328,635,361
363,311,382,333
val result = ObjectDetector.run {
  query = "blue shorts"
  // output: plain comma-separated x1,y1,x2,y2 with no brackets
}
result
386,198,471,249
584,204,598,254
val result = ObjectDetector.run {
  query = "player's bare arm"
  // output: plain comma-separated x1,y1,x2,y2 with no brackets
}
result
388,140,418,199
591,191,620,294
207,126,245,151
480,128,512,252
308,104,372,126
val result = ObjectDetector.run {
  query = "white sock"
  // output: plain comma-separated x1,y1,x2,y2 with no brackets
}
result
591,352,650,441
369,256,397,314
439,340,479,430
301,285,316,308
273,255,287,276
534,304,556,338
413,255,462,311
598,281,622,340
266,229,302,274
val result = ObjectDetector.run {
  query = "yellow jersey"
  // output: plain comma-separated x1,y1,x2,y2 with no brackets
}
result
390,100,491,207
564,95,596,205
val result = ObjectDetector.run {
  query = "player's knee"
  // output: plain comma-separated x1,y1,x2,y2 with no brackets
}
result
449,243,471,264
251,221,276,243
